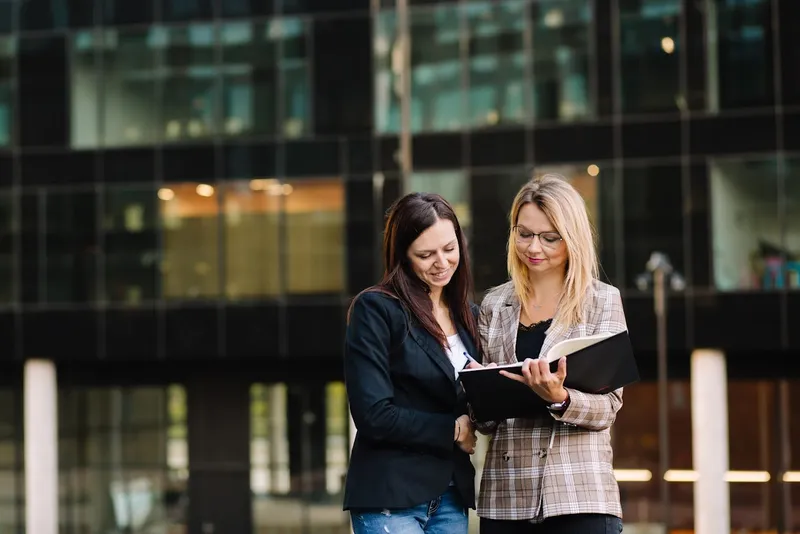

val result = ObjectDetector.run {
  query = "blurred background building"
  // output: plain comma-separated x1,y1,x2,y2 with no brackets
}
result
0,0,798,532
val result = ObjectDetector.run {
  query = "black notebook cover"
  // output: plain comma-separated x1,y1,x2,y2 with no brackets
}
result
458,330,639,423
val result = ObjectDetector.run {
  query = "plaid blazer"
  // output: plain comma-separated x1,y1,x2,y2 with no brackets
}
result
474,279,627,522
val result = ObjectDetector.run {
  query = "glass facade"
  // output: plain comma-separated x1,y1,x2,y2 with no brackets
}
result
1,0,800,532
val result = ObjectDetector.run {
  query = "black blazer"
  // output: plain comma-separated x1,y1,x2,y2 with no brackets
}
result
343,290,481,512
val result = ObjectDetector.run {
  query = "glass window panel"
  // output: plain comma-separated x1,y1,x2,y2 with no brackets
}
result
103,186,159,305
466,1,527,128
325,382,347,496
59,386,188,534
0,192,13,304
44,189,98,304
250,383,290,499
278,18,311,138
409,171,470,232
710,157,779,291
162,0,213,22
163,25,219,142
223,180,280,299
619,0,681,114
410,5,464,132
160,182,220,300
709,0,773,111
102,0,156,26
374,10,400,134
71,31,100,148
784,158,800,291
531,0,592,122
101,28,160,147
0,37,14,148
221,22,277,137
285,179,345,294
622,164,684,290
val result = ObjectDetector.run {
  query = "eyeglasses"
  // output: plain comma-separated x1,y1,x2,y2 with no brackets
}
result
513,226,563,250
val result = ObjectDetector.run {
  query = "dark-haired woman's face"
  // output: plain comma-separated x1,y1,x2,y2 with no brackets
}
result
407,219,460,291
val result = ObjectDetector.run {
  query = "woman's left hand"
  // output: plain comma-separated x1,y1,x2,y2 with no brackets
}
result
500,357,568,404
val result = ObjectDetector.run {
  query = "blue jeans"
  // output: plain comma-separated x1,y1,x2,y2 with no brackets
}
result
351,488,468,534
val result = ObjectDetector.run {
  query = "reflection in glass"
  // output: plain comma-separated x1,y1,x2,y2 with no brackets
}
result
709,0,772,111
44,189,98,303
251,384,291,529
220,20,310,138
410,171,471,232
160,182,219,300
163,25,218,141
619,0,681,114
104,187,160,304
221,22,277,137
101,28,160,147
71,31,99,148
325,383,348,496
0,37,14,147
466,1,527,128
251,382,350,533
279,18,311,138
0,389,18,533
784,159,800,291
410,5,463,132
531,0,592,121
0,193,12,304
373,11,400,134
285,179,345,294
710,158,779,291
59,385,188,534
223,180,280,299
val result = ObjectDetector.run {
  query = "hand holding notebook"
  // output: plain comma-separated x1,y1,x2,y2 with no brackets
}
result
458,330,639,423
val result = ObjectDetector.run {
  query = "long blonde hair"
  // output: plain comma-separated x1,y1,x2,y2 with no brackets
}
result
506,174,598,328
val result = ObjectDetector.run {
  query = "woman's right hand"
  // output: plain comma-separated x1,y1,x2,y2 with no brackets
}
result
454,414,477,454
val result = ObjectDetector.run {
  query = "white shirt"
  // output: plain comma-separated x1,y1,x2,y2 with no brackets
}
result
445,332,471,379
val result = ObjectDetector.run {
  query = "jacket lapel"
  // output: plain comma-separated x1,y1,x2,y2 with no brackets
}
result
540,321,574,359
499,293,522,365
408,324,457,386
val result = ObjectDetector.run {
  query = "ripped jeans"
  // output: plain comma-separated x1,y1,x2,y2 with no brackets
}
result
350,488,468,534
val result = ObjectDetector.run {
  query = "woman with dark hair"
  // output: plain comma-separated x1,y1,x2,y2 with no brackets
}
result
343,192,482,534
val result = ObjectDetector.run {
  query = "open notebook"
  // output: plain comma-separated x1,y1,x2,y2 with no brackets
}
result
459,330,639,423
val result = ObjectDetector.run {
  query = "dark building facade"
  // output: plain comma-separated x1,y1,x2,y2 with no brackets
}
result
0,0,799,532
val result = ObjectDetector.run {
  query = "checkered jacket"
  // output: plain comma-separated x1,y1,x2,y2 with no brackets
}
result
475,279,627,522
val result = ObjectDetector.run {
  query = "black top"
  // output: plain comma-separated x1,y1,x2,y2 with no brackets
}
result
343,291,481,511
515,319,552,362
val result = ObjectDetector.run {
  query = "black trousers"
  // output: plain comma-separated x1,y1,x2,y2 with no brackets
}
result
480,514,623,534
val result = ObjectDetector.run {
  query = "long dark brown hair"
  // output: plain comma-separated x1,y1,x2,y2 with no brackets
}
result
349,192,480,352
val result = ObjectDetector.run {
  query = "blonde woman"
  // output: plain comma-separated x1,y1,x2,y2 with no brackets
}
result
473,174,627,534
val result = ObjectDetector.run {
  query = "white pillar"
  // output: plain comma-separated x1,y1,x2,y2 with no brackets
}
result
690,349,730,534
24,359,58,534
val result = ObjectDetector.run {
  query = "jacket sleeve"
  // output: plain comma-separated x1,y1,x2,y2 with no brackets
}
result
471,299,501,435
345,292,456,456
550,286,627,430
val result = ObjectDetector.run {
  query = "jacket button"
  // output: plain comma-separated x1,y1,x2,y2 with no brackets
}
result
538,449,548,458
502,452,510,462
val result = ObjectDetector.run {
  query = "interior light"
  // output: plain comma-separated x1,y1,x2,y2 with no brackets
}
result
783,471,800,482
614,469,652,482
587,164,600,177
661,36,675,54
158,188,175,201
196,184,215,197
